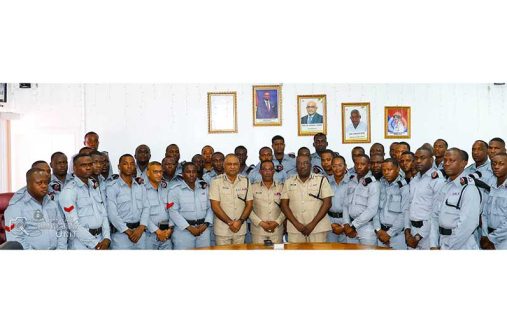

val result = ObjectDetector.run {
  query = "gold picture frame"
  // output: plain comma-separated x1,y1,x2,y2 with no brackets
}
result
207,92,238,134
341,102,371,144
385,106,411,139
297,94,327,136
252,84,282,126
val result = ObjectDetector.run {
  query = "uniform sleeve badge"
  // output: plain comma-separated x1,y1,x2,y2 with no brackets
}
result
64,205,75,213
161,180,167,188
200,181,207,189
312,165,321,174
166,202,174,209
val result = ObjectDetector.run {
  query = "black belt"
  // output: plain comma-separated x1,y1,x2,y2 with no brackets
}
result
159,223,171,231
439,226,453,236
411,220,423,228
488,227,496,234
110,222,140,233
89,227,102,236
328,211,343,218
380,223,391,231
186,218,205,226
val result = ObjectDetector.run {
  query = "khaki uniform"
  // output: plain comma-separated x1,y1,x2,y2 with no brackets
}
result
249,181,285,244
281,173,333,243
209,174,253,245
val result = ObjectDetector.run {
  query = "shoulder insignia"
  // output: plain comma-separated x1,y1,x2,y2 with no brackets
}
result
431,171,440,179
135,177,144,185
51,183,61,192
312,165,322,174
349,174,356,180
64,205,75,213
166,202,174,209
275,164,284,172
288,153,296,158
160,180,167,188
199,181,208,189
397,179,408,188
48,192,56,201
246,165,255,174
108,174,119,182
361,177,374,186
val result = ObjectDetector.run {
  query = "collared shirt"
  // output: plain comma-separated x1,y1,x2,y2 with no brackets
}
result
373,175,409,237
408,167,445,231
106,176,149,233
430,171,481,249
135,164,150,183
203,169,221,185
5,191,67,250
250,181,285,236
310,152,321,169
59,177,110,248
144,180,173,233
248,162,287,184
272,154,296,177
209,174,253,236
465,160,495,186
343,171,380,229
281,173,333,234
481,177,507,245
345,121,367,137
328,176,349,225
239,164,255,177
48,173,74,203
168,180,213,231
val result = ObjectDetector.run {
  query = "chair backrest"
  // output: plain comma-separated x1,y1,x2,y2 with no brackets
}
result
0,193,14,245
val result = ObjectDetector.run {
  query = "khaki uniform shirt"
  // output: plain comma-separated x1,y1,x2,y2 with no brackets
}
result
250,181,285,237
281,173,333,234
209,174,253,236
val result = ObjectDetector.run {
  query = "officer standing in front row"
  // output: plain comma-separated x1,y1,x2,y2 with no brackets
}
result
144,161,174,250
430,148,481,250
327,155,349,243
168,162,213,249
480,153,507,249
5,168,68,249
60,154,111,250
106,154,149,249
373,158,409,249
281,154,333,243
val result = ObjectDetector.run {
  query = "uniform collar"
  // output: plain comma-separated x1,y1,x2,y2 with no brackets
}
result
419,167,437,179
74,176,89,188
260,180,278,188
295,173,315,183
23,190,51,206
222,173,241,185
447,171,467,186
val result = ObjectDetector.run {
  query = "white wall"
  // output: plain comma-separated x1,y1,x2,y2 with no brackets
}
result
2,83,506,191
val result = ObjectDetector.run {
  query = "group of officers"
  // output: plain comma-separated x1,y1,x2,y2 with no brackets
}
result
3,131,507,250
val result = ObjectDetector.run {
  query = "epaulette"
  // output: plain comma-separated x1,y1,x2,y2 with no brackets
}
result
361,176,375,186
160,180,167,188
50,182,61,192
312,165,322,174
199,180,208,189
107,174,119,182
66,179,77,188
431,171,442,179
48,192,56,201
9,188,27,205
135,177,144,185
275,164,284,172
288,153,296,158
246,164,255,175
349,174,356,180
397,179,408,188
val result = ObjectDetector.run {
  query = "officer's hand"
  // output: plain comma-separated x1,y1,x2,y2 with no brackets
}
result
347,229,357,238
260,221,271,232
331,223,344,235
131,226,145,243
405,231,417,248
167,227,174,239
124,229,136,242
302,222,317,236
480,236,495,250
293,221,306,234
230,220,242,233
95,239,111,250
268,221,279,233
343,224,356,238
186,226,200,237
377,230,390,244
156,229,168,242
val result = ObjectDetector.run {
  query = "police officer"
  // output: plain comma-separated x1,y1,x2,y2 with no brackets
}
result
400,151,417,182
135,144,151,182
374,158,409,249
106,154,149,249
5,168,67,249
203,152,225,185
69,131,113,176
370,143,385,158
281,155,333,243
433,138,448,170
310,132,328,169
405,147,445,250
369,153,384,181
201,145,215,174
480,153,507,249
249,147,286,184
347,146,365,177
342,154,380,245
9,160,52,204
144,161,174,250
209,154,253,245
162,156,182,185
191,154,205,179
465,140,494,186
430,149,481,250
165,143,185,175
168,162,213,249
327,155,349,243
249,160,285,244
235,145,255,177
271,135,296,178
49,152,74,203
488,137,506,160
320,149,336,182
90,151,108,202
60,154,111,250
101,151,112,180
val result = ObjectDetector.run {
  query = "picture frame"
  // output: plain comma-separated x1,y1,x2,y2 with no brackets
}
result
297,94,327,136
385,106,411,139
252,84,282,126
341,102,371,144
207,92,238,133
0,83,6,103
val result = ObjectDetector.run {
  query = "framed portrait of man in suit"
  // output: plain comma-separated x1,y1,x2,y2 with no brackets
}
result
297,94,327,136
252,84,282,126
342,102,371,143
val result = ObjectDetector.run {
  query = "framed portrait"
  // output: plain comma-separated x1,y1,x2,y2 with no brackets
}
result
0,83,6,103
297,95,327,136
341,102,371,144
252,84,282,126
207,92,238,133
385,106,411,139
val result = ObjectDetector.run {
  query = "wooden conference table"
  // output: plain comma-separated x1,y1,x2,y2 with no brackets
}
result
198,242,389,250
